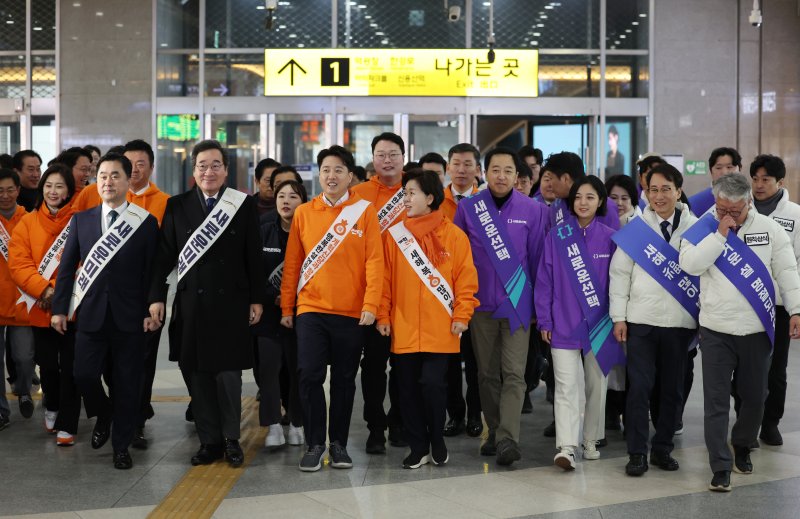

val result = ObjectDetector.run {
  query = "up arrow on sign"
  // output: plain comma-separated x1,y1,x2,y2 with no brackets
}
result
213,84,229,96
278,59,307,86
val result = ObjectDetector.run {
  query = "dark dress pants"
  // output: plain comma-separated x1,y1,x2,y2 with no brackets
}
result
33,325,81,434
445,328,482,422
190,370,243,444
361,325,402,433
257,333,302,427
137,326,163,427
297,313,364,447
394,352,448,456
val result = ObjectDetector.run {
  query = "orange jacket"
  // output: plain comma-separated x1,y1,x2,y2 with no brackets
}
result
8,203,75,327
281,191,384,319
0,206,29,325
351,175,406,232
70,182,169,225
378,217,479,354
441,185,479,221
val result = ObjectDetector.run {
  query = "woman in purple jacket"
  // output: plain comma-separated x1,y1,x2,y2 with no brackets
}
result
535,176,617,471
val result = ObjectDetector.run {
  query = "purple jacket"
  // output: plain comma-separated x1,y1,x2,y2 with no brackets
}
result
535,219,617,350
454,189,549,314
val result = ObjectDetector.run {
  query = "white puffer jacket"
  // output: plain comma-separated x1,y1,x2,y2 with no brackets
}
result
609,203,698,329
679,209,800,336
762,188,800,265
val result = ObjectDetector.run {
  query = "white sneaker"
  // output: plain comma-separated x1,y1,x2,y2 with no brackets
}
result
554,448,576,471
582,440,600,460
44,410,58,433
287,424,305,446
265,424,286,449
56,431,74,446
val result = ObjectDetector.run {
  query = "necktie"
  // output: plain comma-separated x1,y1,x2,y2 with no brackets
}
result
455,194,464,202
109,209,118,228
660,220,671,242
206,197,216,212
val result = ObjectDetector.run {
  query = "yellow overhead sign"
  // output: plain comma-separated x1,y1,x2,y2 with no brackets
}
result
264,49,538,97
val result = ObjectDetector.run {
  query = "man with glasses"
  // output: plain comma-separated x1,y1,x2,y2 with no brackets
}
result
679,172,800,492
12,150,42,212
148,139,266,468
352,132,407,454
688,147,743,217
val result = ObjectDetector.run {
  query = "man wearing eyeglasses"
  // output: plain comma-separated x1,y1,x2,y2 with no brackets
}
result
679,172,800,493
148,139,266,468
352,132,407,454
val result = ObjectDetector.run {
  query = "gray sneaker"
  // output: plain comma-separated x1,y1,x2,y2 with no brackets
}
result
329,441,353,469
299,444,327,472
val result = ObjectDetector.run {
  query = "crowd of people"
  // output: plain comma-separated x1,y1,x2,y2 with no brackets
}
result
0,136,798,493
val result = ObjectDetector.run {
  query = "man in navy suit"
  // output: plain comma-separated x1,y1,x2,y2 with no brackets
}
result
51,153,159,470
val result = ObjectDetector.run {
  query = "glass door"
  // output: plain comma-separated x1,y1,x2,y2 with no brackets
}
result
407,115,460,162
273,115,329,197
0,115,21,156
209,114,262,193
341,114,394,170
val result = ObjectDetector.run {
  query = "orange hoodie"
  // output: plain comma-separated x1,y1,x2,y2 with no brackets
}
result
8,203,75,327
351,175,406,232
441,185,479,221
70,182,170,225
378,216,479,354
0,205,29,325
281,191,384,319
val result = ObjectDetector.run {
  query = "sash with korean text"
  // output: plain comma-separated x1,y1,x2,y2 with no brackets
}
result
297,199,370,294
553,221,625,375
683,213,776,344
67,205,150,318
177,188,247,282
377,188,406,233
16,221,72,311
389,221,454,316
611,217,700,321
464,191,533,332
0,220,10,261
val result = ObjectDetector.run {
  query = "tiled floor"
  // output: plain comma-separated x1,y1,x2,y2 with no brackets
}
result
2,340,800,518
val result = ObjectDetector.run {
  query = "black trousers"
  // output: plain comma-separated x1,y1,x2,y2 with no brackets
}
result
625,324,694,455
393,352,448,456
137,327,162,427
257,334,302,427
74,308,145,452
649,345,697,428
445,328,482,422
33,325,81,434
361,325,402,432
190,370,243,444
297,313,364,447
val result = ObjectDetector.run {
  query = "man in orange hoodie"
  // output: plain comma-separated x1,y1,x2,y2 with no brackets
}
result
351,132,407,453
0,169,35,429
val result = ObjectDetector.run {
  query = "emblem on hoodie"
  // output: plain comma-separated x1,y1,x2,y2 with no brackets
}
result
773,217,794,232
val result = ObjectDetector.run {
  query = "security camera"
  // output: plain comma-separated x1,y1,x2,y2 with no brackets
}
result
749,0,762,27
448,6,461,22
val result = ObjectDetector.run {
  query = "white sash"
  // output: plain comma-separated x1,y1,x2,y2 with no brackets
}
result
389,221,454,317
377,188,405,233
0,219,10,261
68,205,150,318
16,220,72,311
297,199,370,294
177,188,247,282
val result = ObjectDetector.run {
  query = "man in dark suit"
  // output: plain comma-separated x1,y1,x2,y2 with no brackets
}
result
51,153,159,470
148,139,266,468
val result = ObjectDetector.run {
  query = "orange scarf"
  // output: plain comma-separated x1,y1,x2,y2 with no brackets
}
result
36,201,75,237
404,209,449,268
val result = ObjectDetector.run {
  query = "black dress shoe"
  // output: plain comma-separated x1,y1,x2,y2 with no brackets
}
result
443,418,465,437
365,430,386,454
466,416,483,437
480,432,497,456
191,444,224,466
543,420,556,438
650,450,679,471
625,453,648,476
388,426,408,447
131,427,148,450
185,403,194,422
760,423,783,446
521,393,533,414
91,415,112,450
225,439,244,467
113,449,133,470
596,438,608,448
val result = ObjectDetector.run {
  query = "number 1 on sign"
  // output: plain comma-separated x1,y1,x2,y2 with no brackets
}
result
329,61,339,84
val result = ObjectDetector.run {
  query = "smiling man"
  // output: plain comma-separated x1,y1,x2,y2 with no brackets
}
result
12,150,42,211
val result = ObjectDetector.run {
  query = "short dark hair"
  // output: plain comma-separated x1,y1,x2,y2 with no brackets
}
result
53,147,93,169
418,152,447,172
637,155,664,177
567,176,608,218
270,165,302,189
97,152,133,179
124,139,155,166
542,151,585,182
0,168,20,187
371,132,405,154
273,179,309,204
0,154,14,169
517,162,533,180
517,145,543,165
83,144,101,157
353,165,367,182
484,146,521,172
191,140,228,168
403,161,419,172
12,150,42,171
708,147,742,169
36,163,76,210
402,168,445,211
255,158,282,182
604,174,639,208
108,145,126,155
749,154,785,181
317,145,355,171
448,143,480,163
608,125,619,136
646,163,684,189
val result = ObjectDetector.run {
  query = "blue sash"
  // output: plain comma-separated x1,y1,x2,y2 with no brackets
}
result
611,217,700,321
688,187,715,217
682,213,776,344
465,191,533,333
553,221,625,375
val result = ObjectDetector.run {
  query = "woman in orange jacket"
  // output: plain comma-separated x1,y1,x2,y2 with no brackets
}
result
377,169,479,469
8,164,81,446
